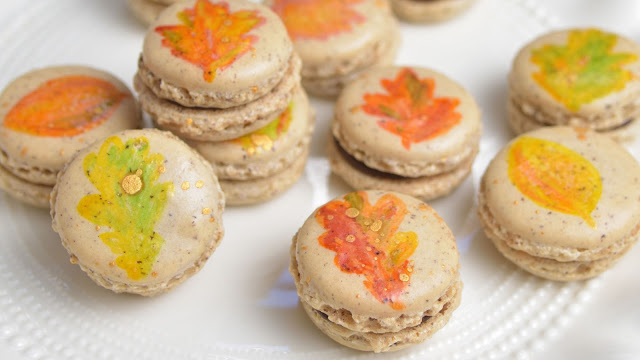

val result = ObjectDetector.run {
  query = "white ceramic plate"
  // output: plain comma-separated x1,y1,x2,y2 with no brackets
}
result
0,1,637,359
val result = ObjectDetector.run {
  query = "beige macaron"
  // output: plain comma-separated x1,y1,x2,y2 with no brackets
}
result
330,66,481,200
138,0,293,108
291,190,462,352
267,0,400,98
390,0,475,23
508,28,640,141
478,126,640,281
0,65,141,208
190,87,314,205
51,129,225,295
126,0,166,26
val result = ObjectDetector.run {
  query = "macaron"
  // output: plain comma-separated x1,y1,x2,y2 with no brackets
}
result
329,66,481,201
390,0,475,23
478,126,640,281
0,65,141,208
508,28,640,142
290,190,462,352
267,0,400,98
138,0,293,108
126,0,167,26
189,87,314,205
51,129,225,295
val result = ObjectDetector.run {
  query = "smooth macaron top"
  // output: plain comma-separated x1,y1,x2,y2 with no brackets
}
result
0,65,140,184
510,28,640,123
482,126,640,250
142,0,292,95
189,86,309,168
52,129,224,287
334,66,480,168
295,190,459,318
267,0,394,76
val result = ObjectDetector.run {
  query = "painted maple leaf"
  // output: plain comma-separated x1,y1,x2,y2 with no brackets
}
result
315,191,418,310
362,68,462,150
3,76,129,137
233,101,293,156
155,0,265,83
77,136,175,281
531,28,638,111
270,0,365,40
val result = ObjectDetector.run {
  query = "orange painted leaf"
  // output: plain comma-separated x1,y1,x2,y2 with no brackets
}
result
270,0,365,40
362,68,462,150
155,0,265,83
3,76,129,137
315,191,418,310
508,136,602,227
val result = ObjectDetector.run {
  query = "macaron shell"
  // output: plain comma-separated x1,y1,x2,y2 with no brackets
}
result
126,0,165,26
482,126,640,251
52,129,224,290
390,0,475,23
334,66,481,172
295,190,459,318
0,66,140,184
0,163,51,208
142,0,292,96
509,28,640,127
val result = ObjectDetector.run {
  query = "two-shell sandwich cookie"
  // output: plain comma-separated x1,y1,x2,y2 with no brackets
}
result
51,129,225,295
290,190,462,352
329,66,482,201
0,66,141,208
390,0,476,23
478,126,640,281
508,28,640,142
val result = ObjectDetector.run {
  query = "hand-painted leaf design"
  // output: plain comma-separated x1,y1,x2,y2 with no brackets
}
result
507,136,602,228
270,0,365,40
315,191,418,310
155,0,265,83
3,76,129,137
77,136,175,280
232,101,293,156
531,28,638,111
362,68,462,150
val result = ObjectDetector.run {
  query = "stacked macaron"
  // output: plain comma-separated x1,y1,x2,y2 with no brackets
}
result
0,65,141,208
134,0,314,205
508,28,640,142
329,66,481,201
126,0,182,26
267,0,400,98
390,0,476,22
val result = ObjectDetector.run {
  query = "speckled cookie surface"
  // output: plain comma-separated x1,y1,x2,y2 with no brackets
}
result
478,126,640,281
390,0,475,22
508,28,640,133
333,66,481,178
140,0,292,108
51,129,225,295
189,86,313,180
0,65,140,187
291,190,461,352
135,53,301,141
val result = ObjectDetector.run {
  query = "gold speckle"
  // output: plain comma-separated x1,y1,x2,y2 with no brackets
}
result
252,86,258,93
196,180,204,188
374,256,378,261
327,215,334,220
59,150,65,156
513,200,518,205
370,220,382,232
20,147,28,156
186,118,193,126
301,246,308,250
418,203,428,211
182,181,190,190
108,261,115,267
361,264,365,267
221,36,230,43
306,276,311,284
363,219,372,226
375,238,381,243
209,217,215,223
535,210,540,214
158,165,165,174
346,234,355,242
407,267,413,273
399,274,409,282
345,208,359,218
366,246,372,251
383,287,388,292
441,264,446,269
349,106,360,113
251,133,273,151
95,226,100,231
70,255,78,264
121,172,143,195
152,271,158,278
202,207,212,215
493,179,499,184
355,294,360,299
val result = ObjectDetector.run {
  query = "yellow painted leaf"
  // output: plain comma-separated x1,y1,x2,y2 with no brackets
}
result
507,136,602,227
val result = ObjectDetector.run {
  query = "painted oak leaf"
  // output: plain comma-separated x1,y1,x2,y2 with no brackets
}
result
270,0,365,40
508,136,602,228
155,0,265,83
77,136,175,280
315,191,418,310
531,28,638,111
233,101,293,156
3,76,129,137
362,68,462,150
